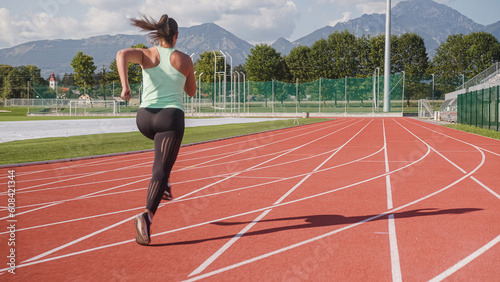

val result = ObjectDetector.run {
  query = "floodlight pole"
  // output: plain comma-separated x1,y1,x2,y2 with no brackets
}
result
198,72,203,116
432,73,435,101
236,71,241,116
213,51,217,113
219,50,227,114
383,0,391,112
241,72,246,116
198,72,203,117
402,71,405,114
27,80,30,114
376,67,380,112
222,51,232,113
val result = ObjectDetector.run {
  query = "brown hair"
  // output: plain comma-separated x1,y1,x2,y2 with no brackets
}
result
130,13,178,46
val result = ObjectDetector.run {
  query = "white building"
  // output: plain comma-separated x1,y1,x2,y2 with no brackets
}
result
49,72,56,89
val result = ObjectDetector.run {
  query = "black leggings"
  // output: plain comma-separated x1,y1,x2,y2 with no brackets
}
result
136,108,185,214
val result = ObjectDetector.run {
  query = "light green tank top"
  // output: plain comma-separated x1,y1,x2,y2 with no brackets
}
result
140,47,186,110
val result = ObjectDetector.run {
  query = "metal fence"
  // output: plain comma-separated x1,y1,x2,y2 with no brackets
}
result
460,62,500,90
457,85,500,131
4,73,449,117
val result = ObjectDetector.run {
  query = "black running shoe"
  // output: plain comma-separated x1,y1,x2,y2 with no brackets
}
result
134,212,151,245
162,182,173,201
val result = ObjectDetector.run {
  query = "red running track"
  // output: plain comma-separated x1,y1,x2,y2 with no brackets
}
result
0,117,499,281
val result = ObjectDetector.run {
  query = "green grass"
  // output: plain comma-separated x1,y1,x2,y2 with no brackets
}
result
0,118,330,166
443,123,500,140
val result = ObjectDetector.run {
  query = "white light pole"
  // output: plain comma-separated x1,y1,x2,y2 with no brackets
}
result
383,0,391,112
219,50,227,114
376,67,380,112
402,71,405,114
222,51,233,113
213,51,217,114
241,72,246,116
432,73,435,101
236,71,241,116
198,72,203,116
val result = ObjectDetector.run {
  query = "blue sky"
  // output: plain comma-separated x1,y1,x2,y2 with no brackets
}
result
0,0,499,49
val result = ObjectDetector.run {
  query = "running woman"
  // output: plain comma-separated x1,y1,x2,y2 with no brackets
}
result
116,13,196,245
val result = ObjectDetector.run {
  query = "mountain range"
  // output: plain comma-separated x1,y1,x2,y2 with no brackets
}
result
0,0,499,78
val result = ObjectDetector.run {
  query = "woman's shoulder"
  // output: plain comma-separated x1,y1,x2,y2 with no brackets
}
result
170,50,193,77
171,49,190,61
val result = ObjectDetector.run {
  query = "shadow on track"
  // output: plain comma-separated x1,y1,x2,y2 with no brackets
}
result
150,208,482,247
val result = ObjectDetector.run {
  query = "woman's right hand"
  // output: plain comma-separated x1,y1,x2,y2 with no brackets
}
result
121,87,131,102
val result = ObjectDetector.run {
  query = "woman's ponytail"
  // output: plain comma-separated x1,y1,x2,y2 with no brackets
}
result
130,13,178,45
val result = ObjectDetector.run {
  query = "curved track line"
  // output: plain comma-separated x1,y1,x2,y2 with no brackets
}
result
16,119,361,264
2,130,429,273
188,119,374,276
5,119,488,276
0,177,149,221
11,119,339,176
4,145,347,210
184,140,486,281
429,234,500,282
4,120,346,187
3,143,382,234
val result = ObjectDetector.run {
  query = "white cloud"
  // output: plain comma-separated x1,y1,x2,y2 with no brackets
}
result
214,0,300,43
0,8,17,47
329,11,351,27
132,0,300,43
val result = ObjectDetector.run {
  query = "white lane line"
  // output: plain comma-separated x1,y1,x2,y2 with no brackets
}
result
189,209,273,276
184,143,485,282
19,119,358,265
429,234,500,282
12,160,151,192
189,120,374,276
174,120,362,202
395,118,499,276
383,120,402,282
2,145,384,235
470,176,500,200
7,119,487,276
176,119,352,173
0,177,149,221
22,215,136,263
6,121,344,189
0,140,430,274
388,214,402,282
1,174,147,196
9,120,339,182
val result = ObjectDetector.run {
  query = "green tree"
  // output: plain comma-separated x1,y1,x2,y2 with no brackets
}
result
396,33,429,103
61,73,75,86
327,30,365,79
356,35,372,77
433,32,500,89
1,65,15,98
245,44,287,106
285,45,314,82
2,68,24,99
464,32,500,76
310,38,333,79
245,44,286,82
433,34,467,79
1,65,46,100
71,51,97,89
